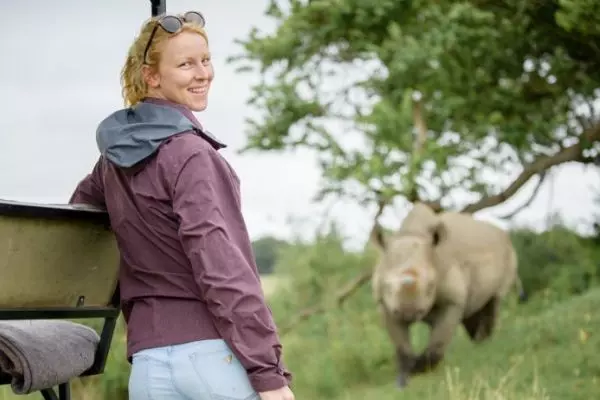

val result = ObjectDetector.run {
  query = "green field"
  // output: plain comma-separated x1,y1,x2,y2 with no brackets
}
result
269,282,600,400
260,274,284,297
330,289,600,400
1,276,598,399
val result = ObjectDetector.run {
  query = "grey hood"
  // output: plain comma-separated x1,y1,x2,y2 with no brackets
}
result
96,101,224,168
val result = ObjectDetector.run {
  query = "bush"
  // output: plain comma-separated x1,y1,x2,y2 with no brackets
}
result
510,224,600,299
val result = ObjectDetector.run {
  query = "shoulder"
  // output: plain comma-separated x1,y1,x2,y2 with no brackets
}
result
163,131,214,155
156,132,224,180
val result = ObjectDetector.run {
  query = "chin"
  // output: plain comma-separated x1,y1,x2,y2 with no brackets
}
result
188,99,208,112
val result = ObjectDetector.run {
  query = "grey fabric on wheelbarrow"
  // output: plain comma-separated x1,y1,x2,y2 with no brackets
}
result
0,320,100,394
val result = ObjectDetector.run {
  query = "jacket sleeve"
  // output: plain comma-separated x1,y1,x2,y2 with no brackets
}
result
69,156,106,208
170,147,292,393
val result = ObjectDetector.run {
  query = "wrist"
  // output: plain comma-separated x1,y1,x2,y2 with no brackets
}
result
250,371,289,393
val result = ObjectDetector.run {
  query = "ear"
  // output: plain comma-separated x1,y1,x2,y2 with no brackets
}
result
142,64,160,89
371,224,387,252
431,221,447,246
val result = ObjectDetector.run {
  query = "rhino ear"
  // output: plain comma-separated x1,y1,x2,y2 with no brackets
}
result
432,221,447,246
371,223,387,251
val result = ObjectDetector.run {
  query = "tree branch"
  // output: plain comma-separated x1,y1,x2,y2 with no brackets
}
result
367,191,388,248
492,171,548,220
277,194,388,336
407,98,429,202
430,124,600,214
412,98,428,156
278,267,373,336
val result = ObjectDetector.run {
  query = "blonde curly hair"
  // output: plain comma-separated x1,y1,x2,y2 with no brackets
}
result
120,15,209,107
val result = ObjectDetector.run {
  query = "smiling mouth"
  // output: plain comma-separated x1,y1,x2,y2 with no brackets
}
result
188,87,207,94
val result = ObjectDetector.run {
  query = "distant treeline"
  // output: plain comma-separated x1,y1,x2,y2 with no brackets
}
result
252,235,290,275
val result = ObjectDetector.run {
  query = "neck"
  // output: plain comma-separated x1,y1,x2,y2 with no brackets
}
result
143,96,187,110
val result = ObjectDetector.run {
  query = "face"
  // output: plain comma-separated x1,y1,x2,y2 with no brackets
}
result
144,30,213,112
381,267,436,322
380,237,437,321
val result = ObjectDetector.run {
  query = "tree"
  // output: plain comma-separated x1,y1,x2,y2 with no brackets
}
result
226,0,600,328
590,179,600,244
229,0,600,219
252,235,290,274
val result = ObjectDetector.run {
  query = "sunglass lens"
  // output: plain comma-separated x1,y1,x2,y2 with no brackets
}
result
184,11,206,27
160,16,182,33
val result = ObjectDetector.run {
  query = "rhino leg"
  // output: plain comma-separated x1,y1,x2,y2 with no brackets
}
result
395,348,415,388
411,350,444,374
412,305,463,374
462,296,499,342
380,307,416,388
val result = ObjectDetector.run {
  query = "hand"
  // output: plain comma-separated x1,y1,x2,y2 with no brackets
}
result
258,385,295,400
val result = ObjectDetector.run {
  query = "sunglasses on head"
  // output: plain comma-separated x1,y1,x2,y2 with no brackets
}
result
143,11,206,65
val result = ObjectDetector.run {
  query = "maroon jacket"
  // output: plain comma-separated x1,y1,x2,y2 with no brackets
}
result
69,97,291,392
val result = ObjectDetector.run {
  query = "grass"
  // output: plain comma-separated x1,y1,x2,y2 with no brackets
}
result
260,273,284,297
1,278,599,399
303,288,600,400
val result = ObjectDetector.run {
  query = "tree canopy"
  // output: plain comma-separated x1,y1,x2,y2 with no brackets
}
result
229,0,600,218
252,235,290,274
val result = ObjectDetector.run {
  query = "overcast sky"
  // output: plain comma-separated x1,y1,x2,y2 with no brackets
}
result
1,0,598,249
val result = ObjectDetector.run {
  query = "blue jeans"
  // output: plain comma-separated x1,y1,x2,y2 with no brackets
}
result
128,339,260,400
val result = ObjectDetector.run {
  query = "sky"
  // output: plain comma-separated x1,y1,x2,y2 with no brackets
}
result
1,0,598,249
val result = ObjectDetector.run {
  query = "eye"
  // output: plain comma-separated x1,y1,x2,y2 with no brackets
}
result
178,61,193,68
201,57,211,65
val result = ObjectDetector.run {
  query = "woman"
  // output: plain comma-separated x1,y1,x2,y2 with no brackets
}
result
69,11,294,400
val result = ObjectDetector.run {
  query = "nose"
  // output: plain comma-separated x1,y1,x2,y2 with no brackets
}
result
194,64,212,80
